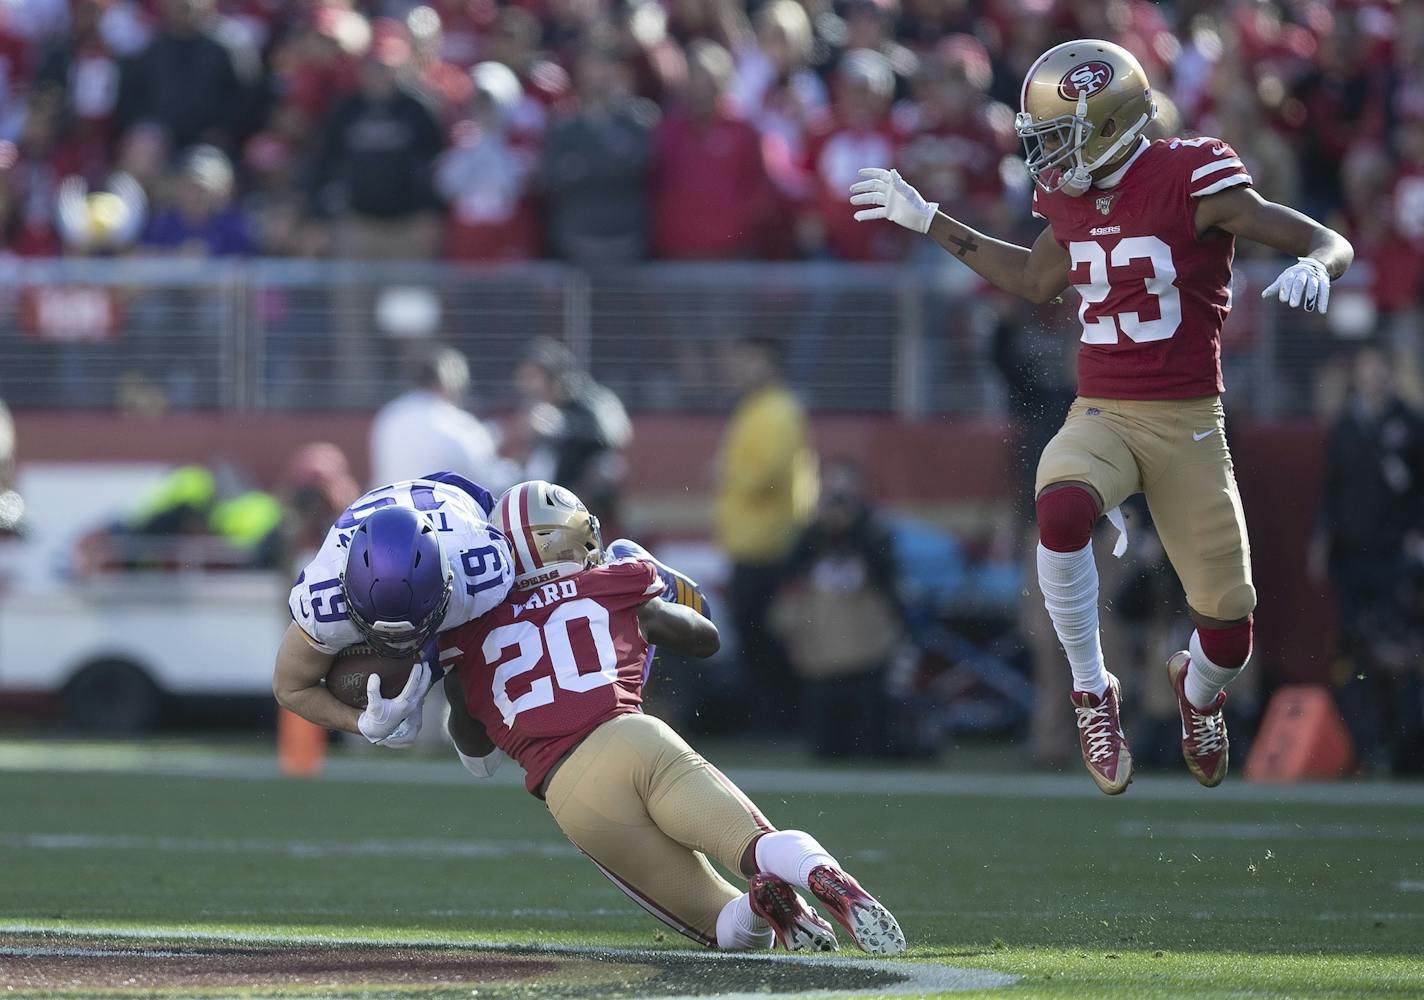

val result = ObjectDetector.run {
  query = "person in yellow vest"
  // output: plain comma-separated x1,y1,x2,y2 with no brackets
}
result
715,336,818,728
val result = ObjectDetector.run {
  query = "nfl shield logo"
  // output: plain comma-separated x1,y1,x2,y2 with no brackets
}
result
1095,194,1114,216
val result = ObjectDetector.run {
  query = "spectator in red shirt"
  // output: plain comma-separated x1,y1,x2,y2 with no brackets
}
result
896,33,1017,234
436,61,541,261
1369,118,1424,316
650,39,781,259
798,48,901,261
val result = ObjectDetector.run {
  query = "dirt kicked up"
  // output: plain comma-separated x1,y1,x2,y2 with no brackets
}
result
0,930,1017,998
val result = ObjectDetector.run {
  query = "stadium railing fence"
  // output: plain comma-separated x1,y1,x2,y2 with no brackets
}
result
0,258,1365,417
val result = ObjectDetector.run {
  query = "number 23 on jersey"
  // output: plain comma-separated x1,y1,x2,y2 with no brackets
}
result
1070,235,1182,345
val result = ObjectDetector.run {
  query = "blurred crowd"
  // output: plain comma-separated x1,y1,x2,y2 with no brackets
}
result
0,0,1420,307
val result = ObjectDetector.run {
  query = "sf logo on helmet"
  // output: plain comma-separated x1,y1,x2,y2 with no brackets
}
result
550,485,586,511
1058,61,1114,100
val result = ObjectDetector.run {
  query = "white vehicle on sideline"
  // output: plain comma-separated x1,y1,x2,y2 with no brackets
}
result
0,463,288,731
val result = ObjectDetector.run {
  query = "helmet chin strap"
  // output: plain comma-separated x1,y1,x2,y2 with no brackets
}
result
1061,108,1154,198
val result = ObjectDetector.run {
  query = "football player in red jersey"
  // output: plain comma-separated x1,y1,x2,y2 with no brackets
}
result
850,39,1354,794
439,481,906,955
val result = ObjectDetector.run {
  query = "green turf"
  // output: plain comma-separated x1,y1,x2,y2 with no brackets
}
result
1,748,1422,998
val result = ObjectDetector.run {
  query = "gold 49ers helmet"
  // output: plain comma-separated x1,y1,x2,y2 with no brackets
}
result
1015,39,1157,196
495,480,603,590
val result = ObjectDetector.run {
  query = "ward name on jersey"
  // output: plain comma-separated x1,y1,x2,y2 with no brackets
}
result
289,475,515,654
1032,136,1254,400
440,558,664,795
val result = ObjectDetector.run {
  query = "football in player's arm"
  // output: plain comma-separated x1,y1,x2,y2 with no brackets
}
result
272,473,514,748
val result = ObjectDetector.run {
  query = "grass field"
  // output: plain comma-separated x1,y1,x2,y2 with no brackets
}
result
2,739,1422,999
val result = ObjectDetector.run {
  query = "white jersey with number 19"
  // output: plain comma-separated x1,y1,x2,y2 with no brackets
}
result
288,474,515,654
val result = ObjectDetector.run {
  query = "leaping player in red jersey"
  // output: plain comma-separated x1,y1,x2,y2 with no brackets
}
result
850,39,1353,794
438,480,906,954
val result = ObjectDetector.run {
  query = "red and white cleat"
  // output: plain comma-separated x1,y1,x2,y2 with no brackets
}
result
806,866,906,956
748,874,838,953
1167,651,1229,787
1071,672,1133,795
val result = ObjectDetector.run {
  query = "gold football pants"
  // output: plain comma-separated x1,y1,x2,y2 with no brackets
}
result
1036,395,1256,622
544,713,773,946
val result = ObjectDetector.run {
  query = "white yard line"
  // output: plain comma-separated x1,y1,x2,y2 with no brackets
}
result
3,742,1423,807
1397,880,1424,893
0,945,189,958
1116,820,1424,841
0,832,577,860
0,923,1018,996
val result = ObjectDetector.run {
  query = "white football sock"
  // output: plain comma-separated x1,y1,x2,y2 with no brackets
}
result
754,830,838,889
715,893,773,950
1185,630,1249,710
1037,542,1109,696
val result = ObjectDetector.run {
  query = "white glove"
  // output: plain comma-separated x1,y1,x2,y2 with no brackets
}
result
357,661,433,746
1261,257,1330,314
374,711,423,749
849,168,938,234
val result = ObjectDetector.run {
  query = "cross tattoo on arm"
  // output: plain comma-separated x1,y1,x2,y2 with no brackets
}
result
944,232,979,258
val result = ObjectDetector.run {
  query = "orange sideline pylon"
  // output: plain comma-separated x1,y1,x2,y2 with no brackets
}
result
278,706,327,777
1244,685,1354,782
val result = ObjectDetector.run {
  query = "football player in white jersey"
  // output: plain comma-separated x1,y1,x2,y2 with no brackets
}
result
272,472,514,748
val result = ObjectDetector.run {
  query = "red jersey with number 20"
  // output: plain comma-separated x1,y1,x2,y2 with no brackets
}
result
441,559,664,794
1032,137,1254,400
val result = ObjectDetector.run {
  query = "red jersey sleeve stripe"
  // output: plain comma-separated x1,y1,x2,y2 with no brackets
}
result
1191,172,1252,197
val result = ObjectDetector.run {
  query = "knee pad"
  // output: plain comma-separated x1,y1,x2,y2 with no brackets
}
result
1036,485,1099,552
1203,582,1257,624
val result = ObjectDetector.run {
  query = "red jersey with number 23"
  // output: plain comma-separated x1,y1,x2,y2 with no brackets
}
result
441,559,664,795
1032,137,1254,400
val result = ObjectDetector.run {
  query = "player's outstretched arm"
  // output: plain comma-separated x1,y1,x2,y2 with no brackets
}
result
1195,186,1354,313
443,669,506,777
637,597,720,658
272,622,360,734
850,167,1070,304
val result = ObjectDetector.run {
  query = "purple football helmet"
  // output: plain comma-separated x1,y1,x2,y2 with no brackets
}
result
340,507,453,658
